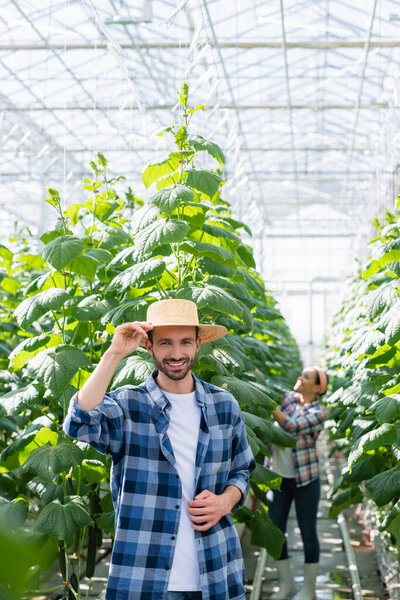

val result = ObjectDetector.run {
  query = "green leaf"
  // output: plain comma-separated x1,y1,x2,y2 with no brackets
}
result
347,327,385,358
35,495,92,542
185,169,222,198
1,276,21,295
69,296,117,322
364,282,399,320
342,454,382,483
64,202,84,225
377,302,400,345
196,353,230,376
142,157,179,188
245,411,296,447
101,299,148,326
96,510,115,535
112,351,154,387
9,333,63,370
77,459,109,484
107,259,166,293
251,463,282,491
232,268,265,295
370,394,400,424
365,345,397,367
0,384,41,416
381,500,400,542
1,425,57,463
150,184,194,214
0,244,13,266
130,204,160,236
85,247,113,265
365,467,400,506
187,135,225,166
250,510,285,560
175,284,242,320
212,346,249,371
179,240,237,269
22,442,84,480
0,497,28,528
69,255,99,279
207,276,254,306
91,225,132,250
26,346,92,394
237,244,256,268
14,288,70,330
224,217,252,236
202,223,241,244
348,423,397,465
42,236,83,271
135,219,189,257
197,257,235,278
363,238,400,279
211,377,275,411
329,487,363,517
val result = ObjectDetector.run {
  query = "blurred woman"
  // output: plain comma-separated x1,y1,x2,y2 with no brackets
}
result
269,366,328,600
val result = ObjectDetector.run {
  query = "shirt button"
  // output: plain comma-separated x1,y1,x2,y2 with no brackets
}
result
175,504,179,509
166,566,170,570
171,536,176,540
176,474,179,478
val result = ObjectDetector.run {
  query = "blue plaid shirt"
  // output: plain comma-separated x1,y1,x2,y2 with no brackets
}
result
63,371,255,600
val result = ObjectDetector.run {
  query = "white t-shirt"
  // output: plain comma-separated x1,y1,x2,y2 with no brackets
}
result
163,390,201,591
271,422,295,478
271,446,296,478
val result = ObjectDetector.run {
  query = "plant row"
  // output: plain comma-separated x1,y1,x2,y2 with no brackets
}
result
323,205,400,553
0,85,301,599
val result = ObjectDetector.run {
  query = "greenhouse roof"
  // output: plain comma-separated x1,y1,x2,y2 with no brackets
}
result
1,0,400,305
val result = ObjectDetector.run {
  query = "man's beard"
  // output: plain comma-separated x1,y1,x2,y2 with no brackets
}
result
152,353,196,381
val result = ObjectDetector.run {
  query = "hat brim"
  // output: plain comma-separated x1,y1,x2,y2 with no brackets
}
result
139,323,227,346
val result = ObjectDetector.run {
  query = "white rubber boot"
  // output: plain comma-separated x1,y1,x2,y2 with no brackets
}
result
294,563,318,600
271,557,297,599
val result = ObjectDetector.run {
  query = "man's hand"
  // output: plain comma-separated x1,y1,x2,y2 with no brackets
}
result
108,321,153,359
188,487,242,531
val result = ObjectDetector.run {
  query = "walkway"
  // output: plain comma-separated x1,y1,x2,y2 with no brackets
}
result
242,437,387,599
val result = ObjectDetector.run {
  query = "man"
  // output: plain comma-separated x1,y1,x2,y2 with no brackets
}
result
64,298,255,600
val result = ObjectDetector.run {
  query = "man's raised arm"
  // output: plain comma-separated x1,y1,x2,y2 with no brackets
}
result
77,321,152,411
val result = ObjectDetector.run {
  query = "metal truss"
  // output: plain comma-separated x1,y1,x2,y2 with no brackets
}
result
1,0,400,287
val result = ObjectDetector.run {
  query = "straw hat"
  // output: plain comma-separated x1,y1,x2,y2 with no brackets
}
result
143,299,227,344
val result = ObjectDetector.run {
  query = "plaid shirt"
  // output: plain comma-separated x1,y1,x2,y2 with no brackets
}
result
279,391,325,487
63,371,255,600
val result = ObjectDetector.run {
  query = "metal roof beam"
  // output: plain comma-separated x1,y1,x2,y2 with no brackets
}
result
3,39,400,50
0,146,375,152
2,104,390,110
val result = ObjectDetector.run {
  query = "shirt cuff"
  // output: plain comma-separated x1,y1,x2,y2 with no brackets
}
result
66,392,108,425
226,477,248,509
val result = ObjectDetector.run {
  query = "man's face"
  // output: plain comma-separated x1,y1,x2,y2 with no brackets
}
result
146,325,201,381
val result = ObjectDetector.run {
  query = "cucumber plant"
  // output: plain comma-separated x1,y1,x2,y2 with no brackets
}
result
0,84,301,598
324,205,400,554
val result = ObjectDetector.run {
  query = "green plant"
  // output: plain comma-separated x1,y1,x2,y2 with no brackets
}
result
0,84,301,597
323,204,400,552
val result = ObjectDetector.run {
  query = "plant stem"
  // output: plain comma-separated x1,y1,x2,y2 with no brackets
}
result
28,585,65,594
77,465,82,496
52,310,64,338
85,579,93,600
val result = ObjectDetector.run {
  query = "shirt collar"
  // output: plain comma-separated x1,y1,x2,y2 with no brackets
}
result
145,370,208,411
